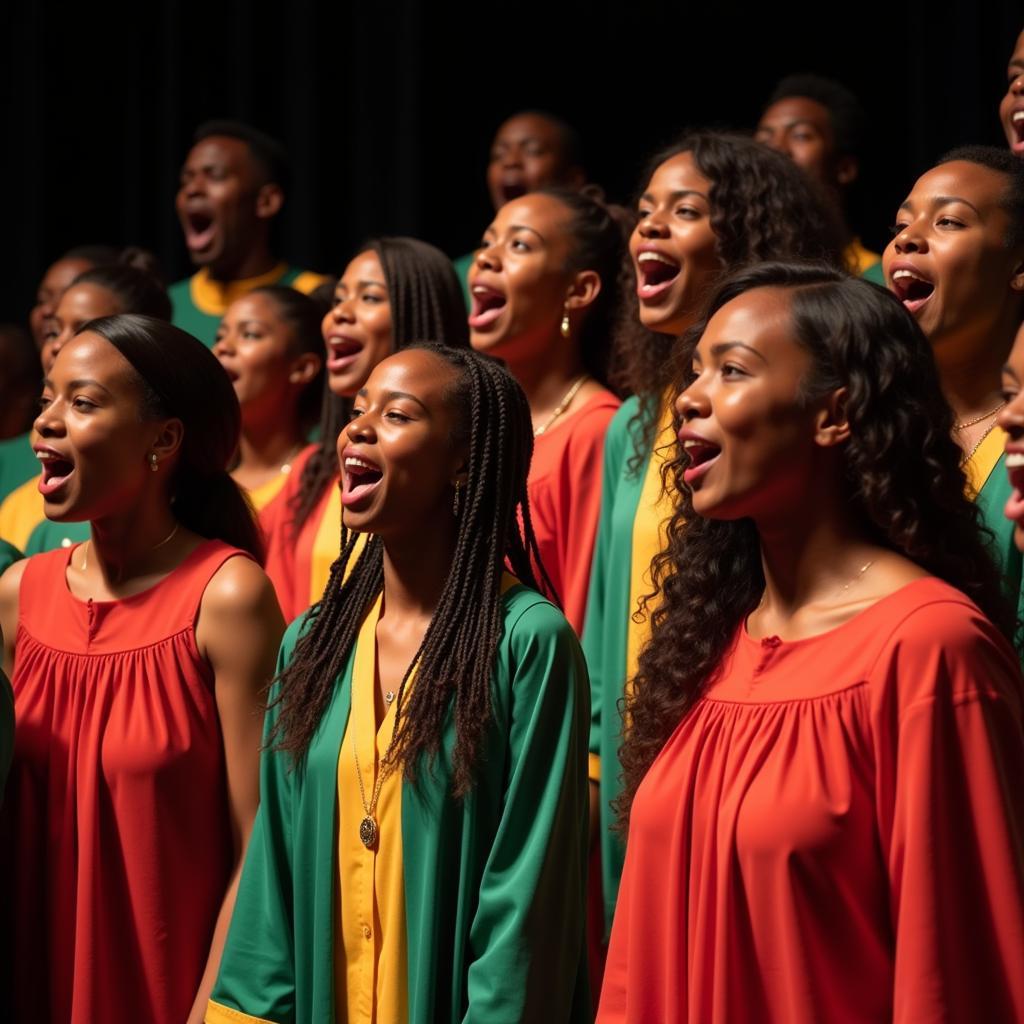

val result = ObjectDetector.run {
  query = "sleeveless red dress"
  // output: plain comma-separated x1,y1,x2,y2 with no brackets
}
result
2,539,248,1024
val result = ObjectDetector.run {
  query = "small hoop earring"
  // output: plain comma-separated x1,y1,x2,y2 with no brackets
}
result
452,480,462,518
149,452,159,473
560,309,571,339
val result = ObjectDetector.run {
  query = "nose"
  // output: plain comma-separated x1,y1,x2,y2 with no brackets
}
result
474,241,501,272
1012,74,1024,97
46,328,72,370
636,210,669,240
212,331,234,357
34,396,65,439
892,218,927,255
675,371,710,422
341,409,376,453
501,145,524,169
998,387,1024,438
331,294,356,325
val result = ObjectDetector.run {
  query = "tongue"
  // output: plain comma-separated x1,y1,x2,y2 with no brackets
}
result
38,462,73,496
469,294,506,329
187,221,217,251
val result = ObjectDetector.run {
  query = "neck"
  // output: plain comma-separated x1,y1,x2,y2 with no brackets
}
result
237,410,304,475
934,318,1017,422
87,500,180,583
504,330,587,426
380,518,457,620
206,238,278,284
755,468,872,619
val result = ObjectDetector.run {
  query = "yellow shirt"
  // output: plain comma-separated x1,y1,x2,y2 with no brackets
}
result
243,468,290,514
191,263,329,317
0,474,43,551
335,593,410,1024
624,402,678,703
965,424,1006,497
311,485,345,606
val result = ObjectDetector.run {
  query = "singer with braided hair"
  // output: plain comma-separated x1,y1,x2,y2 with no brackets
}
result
208,344,590,1024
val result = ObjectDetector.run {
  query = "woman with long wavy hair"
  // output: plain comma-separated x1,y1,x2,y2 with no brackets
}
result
583,132,843,940
598,263,1024,1023
208,345,589,1023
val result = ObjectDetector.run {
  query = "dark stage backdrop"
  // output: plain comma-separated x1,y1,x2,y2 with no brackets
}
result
2,1,1022,324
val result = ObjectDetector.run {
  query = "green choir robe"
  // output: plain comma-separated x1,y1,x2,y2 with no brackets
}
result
581,397,652,938
210,583,591,1023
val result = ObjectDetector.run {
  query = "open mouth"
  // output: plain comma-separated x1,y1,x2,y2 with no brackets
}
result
636,251,681,301
36,449,75,497
1011,110,1024,154
681,437,721,485
184,211,217,252
500,181,527,203
326,337,364,374
469,284,508,330
341,455,383,509
890,268,935,314
1004,452,1024,524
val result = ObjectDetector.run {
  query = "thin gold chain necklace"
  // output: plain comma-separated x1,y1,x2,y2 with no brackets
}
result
953,401,1005,431
80,522,180,581
534,374,588,437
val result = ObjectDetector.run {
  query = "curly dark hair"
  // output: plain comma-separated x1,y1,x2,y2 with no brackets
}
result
614,132,844,462
291,237,469,533
615,262,1017,827
269,344,554,797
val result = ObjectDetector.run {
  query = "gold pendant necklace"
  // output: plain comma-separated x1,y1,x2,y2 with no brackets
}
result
953,401,1005,431
351,661,417,849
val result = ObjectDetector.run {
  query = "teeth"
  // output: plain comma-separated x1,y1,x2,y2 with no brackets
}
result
35,451,55,461
345,457,378,471
1007,453,1024,468
892,269,930,283
1014,112,1024,123
638,252,679,267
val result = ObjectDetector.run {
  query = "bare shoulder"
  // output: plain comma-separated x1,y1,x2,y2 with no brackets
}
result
200,555,280,620
0,558,29,622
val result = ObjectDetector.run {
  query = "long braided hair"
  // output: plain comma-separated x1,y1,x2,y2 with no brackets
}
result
269,344,553,796
291,237,469,533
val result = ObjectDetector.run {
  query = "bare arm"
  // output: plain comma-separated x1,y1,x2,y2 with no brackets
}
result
187,556,285,1024
0,559,28,679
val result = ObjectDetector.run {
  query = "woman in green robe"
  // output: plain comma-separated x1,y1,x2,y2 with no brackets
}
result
882,145,1024,634
208,344,590,1024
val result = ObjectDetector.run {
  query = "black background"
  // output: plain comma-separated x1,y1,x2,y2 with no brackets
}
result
2,1,1022,324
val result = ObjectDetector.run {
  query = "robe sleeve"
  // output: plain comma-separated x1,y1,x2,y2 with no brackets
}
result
553,399,618,635
464,599,591,1023
581,404,629,786
872,601,1024,1023
206,625,303,1024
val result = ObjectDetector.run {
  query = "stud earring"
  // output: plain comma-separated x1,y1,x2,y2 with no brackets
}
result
560,308,571,339
149,452,159,472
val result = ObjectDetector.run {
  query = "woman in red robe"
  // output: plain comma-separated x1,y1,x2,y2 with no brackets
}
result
599,262,1024,1023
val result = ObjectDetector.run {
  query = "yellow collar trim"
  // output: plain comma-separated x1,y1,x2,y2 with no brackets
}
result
964,425,1007,498
189,262,289,316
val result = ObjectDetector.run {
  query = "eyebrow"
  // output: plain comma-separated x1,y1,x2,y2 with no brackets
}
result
696,341,768,365
509,224,546,243
898,195,983,216
41,376,113,394
639,188,708,204
355,388,430,412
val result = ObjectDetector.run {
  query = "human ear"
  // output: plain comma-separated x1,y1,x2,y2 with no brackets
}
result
564,269,602,314
150,417,185,466
813,387,851,448
288,352,322,386
255,183,284,221
1010,254,1024,293
836,155,859,189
